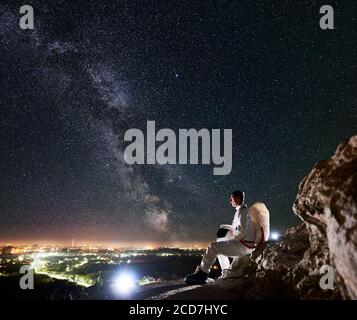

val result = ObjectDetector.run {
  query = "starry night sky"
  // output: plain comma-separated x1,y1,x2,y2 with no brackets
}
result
0,1,356,246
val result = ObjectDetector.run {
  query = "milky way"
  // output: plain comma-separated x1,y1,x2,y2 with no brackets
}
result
0,1,356,245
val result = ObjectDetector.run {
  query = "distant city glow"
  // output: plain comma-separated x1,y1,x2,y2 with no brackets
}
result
113,271,137,295
1,244,205,290
0,241,208,249
270,232,280,240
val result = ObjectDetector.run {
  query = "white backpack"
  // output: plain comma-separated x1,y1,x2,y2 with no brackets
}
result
249,202,270,242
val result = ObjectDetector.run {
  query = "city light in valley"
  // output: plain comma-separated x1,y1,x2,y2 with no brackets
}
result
0,242,206,295
113,271,137,295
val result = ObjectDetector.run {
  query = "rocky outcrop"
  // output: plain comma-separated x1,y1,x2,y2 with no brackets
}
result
251,223,337,299
293,136,357,299
152,136,356,300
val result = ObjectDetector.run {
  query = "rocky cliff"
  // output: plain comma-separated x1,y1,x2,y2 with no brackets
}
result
152,136,356,300
293,135,357,299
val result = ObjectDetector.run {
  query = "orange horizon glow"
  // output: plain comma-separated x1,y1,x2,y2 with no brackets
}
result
0,238,209,249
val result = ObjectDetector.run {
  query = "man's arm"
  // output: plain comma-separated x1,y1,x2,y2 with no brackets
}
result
219,224,233,230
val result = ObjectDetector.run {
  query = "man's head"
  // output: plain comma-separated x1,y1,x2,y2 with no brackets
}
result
230,190,245,207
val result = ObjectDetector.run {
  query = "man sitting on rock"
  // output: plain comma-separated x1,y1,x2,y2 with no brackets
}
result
184,190,270,284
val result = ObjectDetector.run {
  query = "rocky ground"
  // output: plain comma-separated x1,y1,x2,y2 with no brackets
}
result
146,136,356,300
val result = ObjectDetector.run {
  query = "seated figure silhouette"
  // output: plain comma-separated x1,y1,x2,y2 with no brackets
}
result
185,190,270,284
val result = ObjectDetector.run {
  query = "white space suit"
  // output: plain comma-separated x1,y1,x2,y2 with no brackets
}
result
199,204,261,274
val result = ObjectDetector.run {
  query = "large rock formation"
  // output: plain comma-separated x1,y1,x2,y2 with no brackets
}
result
293,135,357,299
152,136,356,300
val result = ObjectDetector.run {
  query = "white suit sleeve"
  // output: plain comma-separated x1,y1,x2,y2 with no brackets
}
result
219,224,233,230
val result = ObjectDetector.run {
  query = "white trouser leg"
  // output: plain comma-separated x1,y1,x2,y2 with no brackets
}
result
200,240,252,274
217,254,231,271
216,236,231,270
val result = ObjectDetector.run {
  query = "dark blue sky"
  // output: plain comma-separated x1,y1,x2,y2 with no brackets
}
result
0,0,356,245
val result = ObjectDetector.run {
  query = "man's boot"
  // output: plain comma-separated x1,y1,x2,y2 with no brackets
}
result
184,267,208,284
